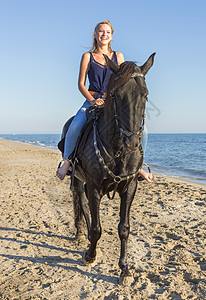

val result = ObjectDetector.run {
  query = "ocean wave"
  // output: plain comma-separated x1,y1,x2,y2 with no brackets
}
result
1,133,206,185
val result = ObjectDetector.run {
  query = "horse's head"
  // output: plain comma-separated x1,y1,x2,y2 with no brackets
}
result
104,53,156,136
104,52,156,77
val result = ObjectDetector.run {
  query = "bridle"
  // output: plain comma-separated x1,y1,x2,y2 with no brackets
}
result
110,72,146,140
93,71,147,197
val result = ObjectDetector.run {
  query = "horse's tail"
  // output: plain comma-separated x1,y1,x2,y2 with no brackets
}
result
72,177,90,240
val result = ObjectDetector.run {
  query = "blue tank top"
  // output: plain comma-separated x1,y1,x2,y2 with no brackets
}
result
88,51,118,99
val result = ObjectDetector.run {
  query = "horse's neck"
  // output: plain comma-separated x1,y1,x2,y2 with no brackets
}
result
98,113,122,154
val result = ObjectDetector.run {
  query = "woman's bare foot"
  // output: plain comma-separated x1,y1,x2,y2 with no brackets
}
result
56,160,71,180
139,169,152,183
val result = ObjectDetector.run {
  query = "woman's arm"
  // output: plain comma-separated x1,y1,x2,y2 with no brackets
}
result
78,52,96,104
116,51,125,65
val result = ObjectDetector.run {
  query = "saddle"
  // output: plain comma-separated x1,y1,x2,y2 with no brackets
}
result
57,105,150,185
58,105,104,162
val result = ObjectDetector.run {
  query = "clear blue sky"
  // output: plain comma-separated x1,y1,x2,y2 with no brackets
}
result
0,0,205,134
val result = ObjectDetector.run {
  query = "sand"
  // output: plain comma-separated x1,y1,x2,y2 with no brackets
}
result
0,139,206,300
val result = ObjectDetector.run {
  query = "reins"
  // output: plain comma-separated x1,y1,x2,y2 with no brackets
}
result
93,72,146,199
110,87,145,140
93,116,140,199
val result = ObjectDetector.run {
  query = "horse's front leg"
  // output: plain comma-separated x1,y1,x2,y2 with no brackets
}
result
118,180,137,282
82,185,102,264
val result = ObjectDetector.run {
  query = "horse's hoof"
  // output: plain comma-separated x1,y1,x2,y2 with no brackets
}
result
119,272,134,286
82,250,96,265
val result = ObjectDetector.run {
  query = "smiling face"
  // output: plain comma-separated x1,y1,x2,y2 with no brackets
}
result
95,23,113,48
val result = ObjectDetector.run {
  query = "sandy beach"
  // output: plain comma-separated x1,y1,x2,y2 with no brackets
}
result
0,139,205,299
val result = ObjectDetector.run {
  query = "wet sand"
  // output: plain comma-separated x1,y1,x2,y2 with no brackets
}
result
0,139,206,299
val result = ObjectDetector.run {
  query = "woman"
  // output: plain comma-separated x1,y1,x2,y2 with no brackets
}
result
56,20,152,182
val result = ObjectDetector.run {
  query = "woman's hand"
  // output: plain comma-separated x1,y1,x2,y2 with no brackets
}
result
95,98,105,106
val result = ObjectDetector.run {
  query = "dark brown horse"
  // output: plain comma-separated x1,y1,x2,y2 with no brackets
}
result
60,53,155,283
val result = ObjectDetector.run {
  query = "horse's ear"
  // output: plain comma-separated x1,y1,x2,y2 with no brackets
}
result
103,54,119,74
140,52,156,76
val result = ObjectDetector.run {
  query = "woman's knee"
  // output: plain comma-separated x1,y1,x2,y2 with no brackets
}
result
67,124,83,136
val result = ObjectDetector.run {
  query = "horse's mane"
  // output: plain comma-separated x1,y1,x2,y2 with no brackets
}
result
104,61,138,118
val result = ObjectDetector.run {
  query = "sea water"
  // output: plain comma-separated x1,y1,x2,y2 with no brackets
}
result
0,134,61,150
145,133,206,185
1,133,206,185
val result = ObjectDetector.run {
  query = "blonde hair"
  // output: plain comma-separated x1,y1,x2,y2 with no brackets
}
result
91,20,114,53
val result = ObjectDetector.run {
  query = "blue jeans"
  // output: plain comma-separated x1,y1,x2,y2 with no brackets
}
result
142,126,148,154
63,99,148,159
63,100,91,159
